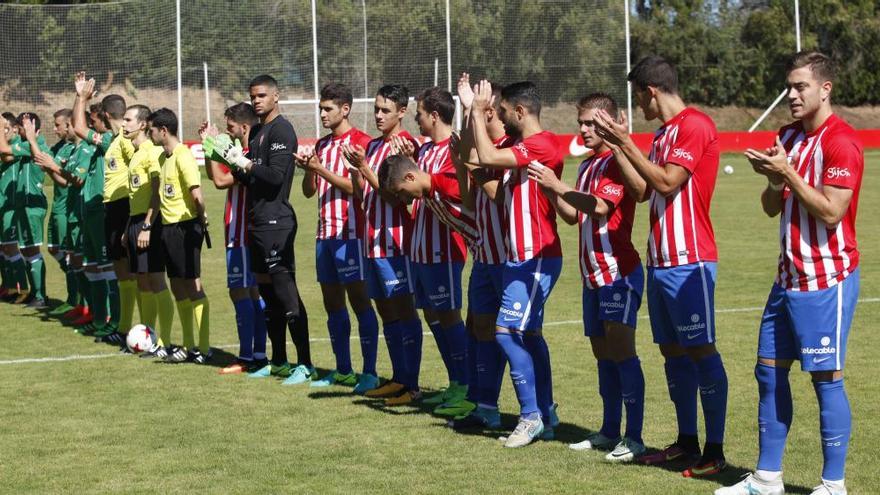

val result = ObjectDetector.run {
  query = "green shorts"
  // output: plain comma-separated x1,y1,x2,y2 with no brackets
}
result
0,208,17,245
16,207,46,248
66,221,83,255
82,208,109,266
47,212,69,250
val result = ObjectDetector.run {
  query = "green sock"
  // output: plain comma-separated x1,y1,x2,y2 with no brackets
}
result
26,254,46,300
118,279,137,333
175,299,195,350
156,289,175,347
106,277,120,326
140,291,158,329
77,271,91,309
89,275,109,325
12,255,30,292
65,270,78,306
192,296,210,354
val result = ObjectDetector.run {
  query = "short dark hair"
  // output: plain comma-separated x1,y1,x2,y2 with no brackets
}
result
378,154,419,190
376,84,409,111
576,93,618,116
53,108,73,120
2,112,16,125
627,56,679,94
16,112,40,131
500,81,542,117
320,83,354,108
786,50,836,83
249,74,278,89
147,108,178,135
127,104,151,123
416,87,455,125
224,102,259,126
101,94,127,119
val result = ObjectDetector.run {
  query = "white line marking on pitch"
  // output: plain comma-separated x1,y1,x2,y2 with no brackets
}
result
1,298,877,366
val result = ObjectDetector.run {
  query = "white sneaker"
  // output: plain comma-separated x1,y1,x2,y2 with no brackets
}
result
569,431,620,451
809,480,846,495
605,437,646,463
715,473,785,495
501,416,544,448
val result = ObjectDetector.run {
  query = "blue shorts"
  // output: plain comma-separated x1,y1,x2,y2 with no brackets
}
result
647,262,717,346
758,270,859,372
496,257,563,332
412,261,463,311
226,246,256,289
583,264,644,336
366,255,414,300
316,239,366,285
468,262,505,315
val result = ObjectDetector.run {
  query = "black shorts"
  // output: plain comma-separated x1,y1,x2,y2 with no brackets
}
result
104,198,130,261
127,214,165,274
161,218,204,279
249,227,296,274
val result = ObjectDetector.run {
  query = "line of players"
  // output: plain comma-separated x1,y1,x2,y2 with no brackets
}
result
0,49,862,494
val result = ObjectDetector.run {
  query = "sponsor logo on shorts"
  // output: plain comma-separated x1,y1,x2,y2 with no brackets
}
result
802,337,836,356
500,301,525,321
600,292,626,313
676,313,706,333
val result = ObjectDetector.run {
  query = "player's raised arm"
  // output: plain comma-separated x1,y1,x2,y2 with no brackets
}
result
470,80,519,168
71,72,96,142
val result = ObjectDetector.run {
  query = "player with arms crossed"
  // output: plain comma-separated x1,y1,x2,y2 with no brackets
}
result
531,93,648,461
297,83,379,392
340,84,425,403
593,55,728,476
200,103,270,374
717,51,863,495
468,80,564,447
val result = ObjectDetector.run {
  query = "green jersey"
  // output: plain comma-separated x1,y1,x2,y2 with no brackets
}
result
10,134,50,210
0,135,21,211
66,140,97,222
81,131,110,212
50,140,76,216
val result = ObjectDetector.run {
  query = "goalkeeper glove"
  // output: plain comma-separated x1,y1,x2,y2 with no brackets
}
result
201,134,216,159
215,134,252,171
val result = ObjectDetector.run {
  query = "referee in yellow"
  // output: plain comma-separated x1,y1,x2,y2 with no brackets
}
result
147,108,211,363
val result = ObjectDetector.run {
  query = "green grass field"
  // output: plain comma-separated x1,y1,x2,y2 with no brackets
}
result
1,151,878,494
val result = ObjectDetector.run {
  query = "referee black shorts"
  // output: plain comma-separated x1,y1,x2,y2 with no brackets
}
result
104,197,130,261
127,214,165,274
249,227,296,275
161,218,204,279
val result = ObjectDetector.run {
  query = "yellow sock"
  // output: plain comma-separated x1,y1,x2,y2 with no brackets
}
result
136,289,144,322
140,291,158,329
192,296,210,354
175,299,195,350
156,289,175,347
119,279,138,332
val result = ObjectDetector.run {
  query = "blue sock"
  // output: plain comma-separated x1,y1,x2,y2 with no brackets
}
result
755,363,792,472
697,353,729,444
466,332,479,402
618,357,645,444
251,298,268,360
401,318,423,390
356,308,379,376
233,298,256,361
382,320,405,383
443,320,469,386
428,321,454,384
664,355,699,437
496,332,538,418
814,379,851,481
327,309,352,374
597,359,622,439
523,333,554,421
475,339,503,408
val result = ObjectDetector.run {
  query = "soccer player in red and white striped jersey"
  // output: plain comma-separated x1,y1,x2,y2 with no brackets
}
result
201,103,268,375
298,83,379,393
469,80,564,448
340,84,424,404
718,52,863,495
594,56,728,476
531,93,647,462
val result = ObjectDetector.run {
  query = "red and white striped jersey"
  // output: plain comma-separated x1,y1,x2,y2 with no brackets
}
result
776,114,863,291
410,138,471,264
575,150,640,288
503,131,564,262
314,127,372,240
362,131,418,259
472,134,512,264
646,107,719,267
219,162,248,248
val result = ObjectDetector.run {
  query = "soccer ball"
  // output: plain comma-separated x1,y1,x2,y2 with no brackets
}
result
126,324,157,353
723,165,734,175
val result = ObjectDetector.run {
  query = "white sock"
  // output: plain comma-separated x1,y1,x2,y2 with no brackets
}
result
755,470,783,482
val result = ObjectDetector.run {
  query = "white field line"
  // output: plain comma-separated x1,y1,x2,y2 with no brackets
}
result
1,298,878,366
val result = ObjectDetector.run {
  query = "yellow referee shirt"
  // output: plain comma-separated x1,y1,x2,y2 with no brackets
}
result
159,143,201,224
90,130,134,202
127,140,163,216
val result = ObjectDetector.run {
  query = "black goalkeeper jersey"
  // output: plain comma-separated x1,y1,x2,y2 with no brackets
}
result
232,114,298,232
